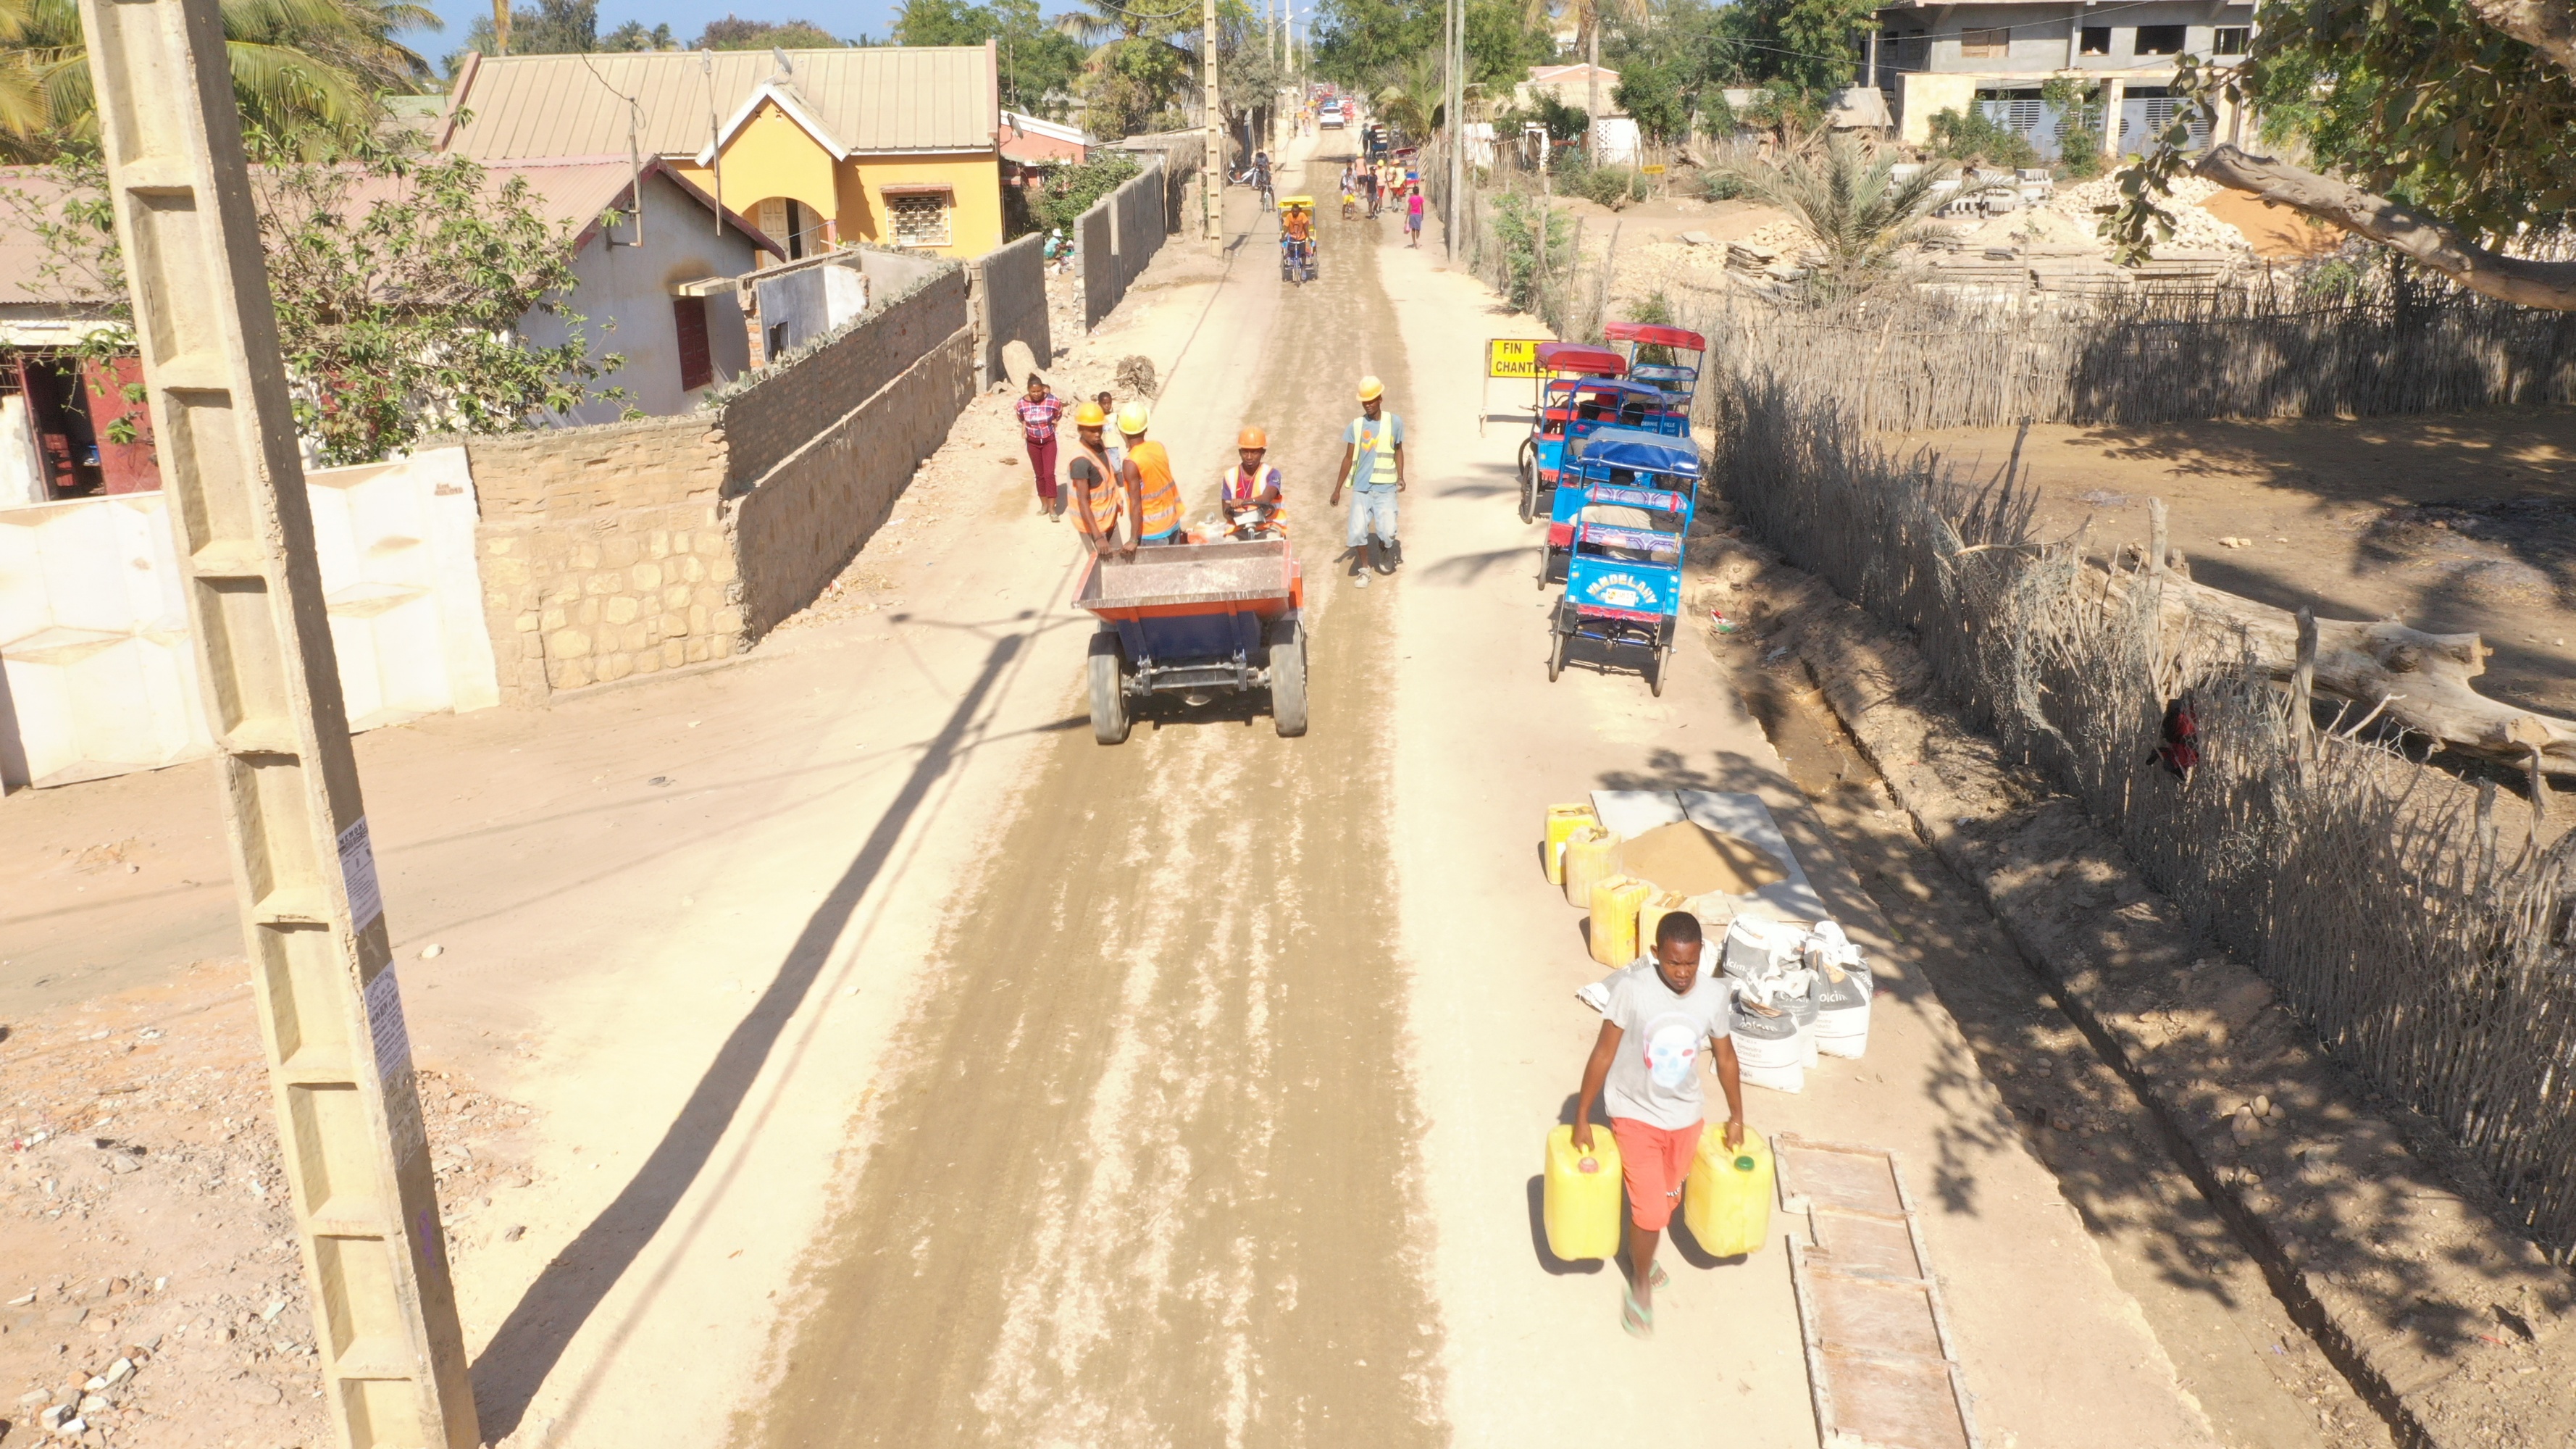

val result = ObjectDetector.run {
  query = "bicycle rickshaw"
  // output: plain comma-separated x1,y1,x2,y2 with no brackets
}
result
1603,321,1709,408
1545,440,1700,697
1518,373,1690,525
1539,427,1702,588
1278,196,1318,284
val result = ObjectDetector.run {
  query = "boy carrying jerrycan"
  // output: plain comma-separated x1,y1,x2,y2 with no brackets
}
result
1568,911,1749,1339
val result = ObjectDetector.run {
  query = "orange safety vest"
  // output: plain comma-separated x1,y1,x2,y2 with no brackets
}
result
1071,438,1123,540
1128,440,1181,538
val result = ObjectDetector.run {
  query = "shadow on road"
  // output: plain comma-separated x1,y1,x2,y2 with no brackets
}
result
468,629,1028,1440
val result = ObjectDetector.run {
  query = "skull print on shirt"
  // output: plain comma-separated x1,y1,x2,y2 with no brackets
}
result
1641,1013,1702,1090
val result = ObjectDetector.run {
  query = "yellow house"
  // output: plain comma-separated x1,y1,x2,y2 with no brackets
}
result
437,44,1006,262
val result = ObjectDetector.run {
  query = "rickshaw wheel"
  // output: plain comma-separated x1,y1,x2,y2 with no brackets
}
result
1547,620,1567,682
1515,446,1536,524
1087,632,1131,745
1650,643,1671,698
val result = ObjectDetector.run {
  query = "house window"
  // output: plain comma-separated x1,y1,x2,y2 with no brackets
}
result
887,189,955,249
1960,27,2010,57
2133,24,2187,54
672,296,712,393
2212,25,2249,54
2080,25,2110,54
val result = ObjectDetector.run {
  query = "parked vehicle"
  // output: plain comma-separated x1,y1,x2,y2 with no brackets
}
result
1518,375,1687,525
1602,321,1709,410
1078,540,1308,743
1545,444,1700,696
1321,101,1345,128
1539,425,1699,587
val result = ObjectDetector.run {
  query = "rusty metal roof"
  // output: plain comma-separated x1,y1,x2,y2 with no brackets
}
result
439,46,999,162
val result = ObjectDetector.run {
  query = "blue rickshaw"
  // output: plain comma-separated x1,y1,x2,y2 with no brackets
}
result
1604,321,1709,410
1546,463,1698,696
1517,376,1689,525
1539,428,1701,588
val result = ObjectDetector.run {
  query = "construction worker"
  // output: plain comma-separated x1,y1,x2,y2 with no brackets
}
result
1117,401,1184,548
1219,427,1286,540
1066,401,1125,556
1329,375,1405,586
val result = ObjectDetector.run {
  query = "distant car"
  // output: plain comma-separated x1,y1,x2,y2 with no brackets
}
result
1321,101,1345,128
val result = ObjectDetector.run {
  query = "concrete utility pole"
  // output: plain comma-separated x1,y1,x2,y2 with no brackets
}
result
75,1,479,1446
1203,0,1223,251
1446,0,1465,256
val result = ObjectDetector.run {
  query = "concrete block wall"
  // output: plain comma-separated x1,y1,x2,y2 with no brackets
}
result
732,326,977,635
722,270,971,490
1078,199,1116,331
969,232,1053,389
461,414,737,706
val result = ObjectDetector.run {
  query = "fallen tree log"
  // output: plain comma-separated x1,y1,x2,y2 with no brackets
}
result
2102,567,2576,772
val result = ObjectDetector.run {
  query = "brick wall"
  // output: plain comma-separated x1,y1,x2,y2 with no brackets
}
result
968,232,1052,388
722,269,970,490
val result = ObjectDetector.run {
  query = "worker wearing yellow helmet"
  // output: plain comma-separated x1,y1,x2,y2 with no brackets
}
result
1330,374,1405,586
1116,401,1185,549
1218,425,1287,540
1065,399,1126,556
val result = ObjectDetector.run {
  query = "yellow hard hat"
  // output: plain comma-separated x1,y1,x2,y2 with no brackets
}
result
1074,401,1108,427
1116,401,1151,435
1237,425,1268,448
1356,375,1385,402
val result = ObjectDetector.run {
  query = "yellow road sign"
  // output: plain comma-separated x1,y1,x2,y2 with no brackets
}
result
1641,164,1668,174
1488,338,1547,378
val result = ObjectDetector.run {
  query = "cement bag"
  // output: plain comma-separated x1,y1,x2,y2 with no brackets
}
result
1722,918,1801,982
1812,965,1872,1059
1775,967,1820,1069
1731,986,1805,1094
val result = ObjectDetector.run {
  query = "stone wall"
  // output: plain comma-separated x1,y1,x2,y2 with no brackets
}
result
1078,199,1116,331
1113,162,1164,292
722,270,971,490
464,414,737,706
968,231,1052,390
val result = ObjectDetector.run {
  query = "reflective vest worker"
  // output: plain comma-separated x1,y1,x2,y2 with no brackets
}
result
1118,401,1184,548
1331,375,1405,587
1220,426,1287,539
1066,401,1126,556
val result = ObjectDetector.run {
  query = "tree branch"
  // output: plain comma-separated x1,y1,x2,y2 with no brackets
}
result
2194,143,2576,311
2461,0,2576,72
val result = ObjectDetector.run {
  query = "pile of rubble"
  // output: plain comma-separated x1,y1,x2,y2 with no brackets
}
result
2040,173,2251,253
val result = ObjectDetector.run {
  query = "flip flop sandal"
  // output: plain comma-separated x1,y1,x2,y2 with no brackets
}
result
1647,1261,1670,1291
1621,1285,1655,1340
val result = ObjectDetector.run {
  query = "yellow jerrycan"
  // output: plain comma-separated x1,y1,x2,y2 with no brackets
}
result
1562,826,1616,907
1684,1124,1774,1258
1543,803,1598,885
1589,875,1652,966
1544,1123,1625,1261
1637,890,1691,957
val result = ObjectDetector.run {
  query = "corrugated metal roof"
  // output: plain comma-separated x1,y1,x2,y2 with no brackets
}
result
440,46,998,162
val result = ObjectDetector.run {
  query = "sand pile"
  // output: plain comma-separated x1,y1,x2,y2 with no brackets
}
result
2042,174,2250,253
1614,821,1789,896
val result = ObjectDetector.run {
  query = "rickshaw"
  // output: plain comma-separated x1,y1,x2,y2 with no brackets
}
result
1514,343,1621,523
1603,321,1710,406
1546,449,1699,696
1278,196,1318,283
1539,427,1702,588
1518,376,1690,525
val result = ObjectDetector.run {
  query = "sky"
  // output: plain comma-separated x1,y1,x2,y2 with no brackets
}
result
397,0,916,66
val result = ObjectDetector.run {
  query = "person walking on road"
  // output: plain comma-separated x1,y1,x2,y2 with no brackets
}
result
1016,375,1066,519
1329,375,1405,587
1118,401,1185,548
1405,185,1426,246
1570,911,1747,1340
1066,401,1126,556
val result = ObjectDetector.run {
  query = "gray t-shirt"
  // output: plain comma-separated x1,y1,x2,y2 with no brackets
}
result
1596,957,1734,1129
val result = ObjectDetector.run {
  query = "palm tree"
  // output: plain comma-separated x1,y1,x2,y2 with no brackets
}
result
1,0,433,154
1371,46,1442,141
1520,0,1651,165
1728,130,1955,285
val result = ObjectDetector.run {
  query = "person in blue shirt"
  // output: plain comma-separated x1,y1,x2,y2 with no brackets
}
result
1330,375,1405,586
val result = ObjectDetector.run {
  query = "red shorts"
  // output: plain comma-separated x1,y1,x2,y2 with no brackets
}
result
1610,1117,1703,1232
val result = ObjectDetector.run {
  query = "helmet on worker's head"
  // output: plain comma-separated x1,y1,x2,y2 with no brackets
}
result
1074,401,1108,427
1237,425,1268,449
1356,375,1385,402
1116,401,1151,435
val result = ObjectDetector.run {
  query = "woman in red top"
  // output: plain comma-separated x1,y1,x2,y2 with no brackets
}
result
1016,375,1067,519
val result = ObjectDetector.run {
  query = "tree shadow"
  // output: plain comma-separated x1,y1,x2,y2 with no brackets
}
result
467,629,1026,1440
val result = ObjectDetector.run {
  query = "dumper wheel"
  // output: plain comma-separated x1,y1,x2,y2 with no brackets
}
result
1651,642,1671,698
1087,632,1131,745
1270,620,1309,738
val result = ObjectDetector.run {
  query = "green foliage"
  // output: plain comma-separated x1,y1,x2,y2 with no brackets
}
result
1927,105,2038,170
1486,190,1576,311
1315,0,1439,89
0,141,627,465
1699,168,1743,201
1464,0,1552,91
896,0,1085,117
1081,36,1189,138
1714,0,1875,96
695,15,848,49
1557,157,1648,209
1727,130,1954,286
1021,151,1142,235
597,19,676,50
1613,57,1686,144
2038,75,2103,178
1737,79,1821,139
462,0,598,55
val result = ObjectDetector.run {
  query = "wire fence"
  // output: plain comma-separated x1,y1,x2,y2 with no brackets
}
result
1710,363,2576,1262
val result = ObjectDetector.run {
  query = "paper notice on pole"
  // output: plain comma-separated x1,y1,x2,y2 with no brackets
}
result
337,817,384,932
364,966,422,1155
